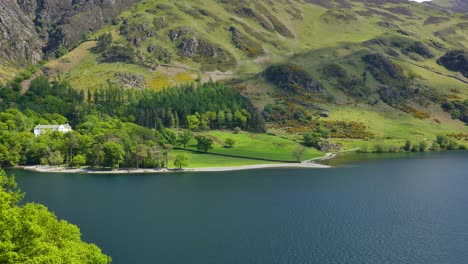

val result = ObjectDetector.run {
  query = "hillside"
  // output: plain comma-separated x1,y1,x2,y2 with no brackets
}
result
1,0,467,150
430,0,468,13
27,1,468,89
0,0,139,83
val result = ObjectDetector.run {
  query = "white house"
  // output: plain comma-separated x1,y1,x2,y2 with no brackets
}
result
34,124,72,137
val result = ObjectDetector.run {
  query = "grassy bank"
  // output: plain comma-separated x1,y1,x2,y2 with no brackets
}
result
168,149,281,168
183,130,323,162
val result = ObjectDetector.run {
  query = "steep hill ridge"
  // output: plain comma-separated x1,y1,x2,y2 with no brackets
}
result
0,0,139,82
27,0,465,89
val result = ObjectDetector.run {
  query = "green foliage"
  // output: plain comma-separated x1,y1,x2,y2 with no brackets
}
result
362,53,412,104
229,26,264,57
403,140,412,152
173,153,190,169
100,44,135,63
147,44,172,64
103,142,125,169
302,132,323,148
322,64,370,100
224,138,236,148
437,50,468,78
195,136,214,152
435,135,460,150
418,141,428,152
442,99,468,124
57,45,69,57
47,151,64,166
71,154,87,167
0,169,111,263
97,33,113,48
292,145,307,162
178,130,193,149
264,64,324,95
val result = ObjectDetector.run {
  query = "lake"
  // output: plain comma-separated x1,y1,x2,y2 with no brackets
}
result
14,152,468,264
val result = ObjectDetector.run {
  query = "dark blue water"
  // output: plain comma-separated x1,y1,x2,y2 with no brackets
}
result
14,152,468,264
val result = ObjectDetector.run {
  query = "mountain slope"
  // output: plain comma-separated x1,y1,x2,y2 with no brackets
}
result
0,0,139,83
429,0,468,13
1,0,467,146
0,1,43,80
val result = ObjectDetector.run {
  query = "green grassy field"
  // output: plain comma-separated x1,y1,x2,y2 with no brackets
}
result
168,149,281,168
182,130,324,162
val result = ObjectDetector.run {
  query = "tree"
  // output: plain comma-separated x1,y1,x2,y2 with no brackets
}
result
131,144,149,169
90,143,104,168
234,110,248,129
195,136,214,152
418,141,428,152
187,114,200,130
71,154,86,167
178,130,193,149
148,145,163,169
303,132,322,148
292,145,307,162
47,151,64,166
163,144,173,169
103,142,124,169
97,32,113,48
0,169,111,263
403,140,412,152
224,138,236,148
217,110,225,128
65,131,80,164
173,153,190,169
436,135,458,150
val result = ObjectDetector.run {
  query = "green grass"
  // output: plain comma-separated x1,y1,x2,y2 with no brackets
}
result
184,130,323,162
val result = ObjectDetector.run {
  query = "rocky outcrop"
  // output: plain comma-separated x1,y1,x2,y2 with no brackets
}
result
0,1,43,65
29,0,140,54
168,27,236,71
264,64,326,95
0,0,139,70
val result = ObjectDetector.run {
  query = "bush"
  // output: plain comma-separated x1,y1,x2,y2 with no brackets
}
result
224,138,236,148
431,142,441,151
403,140,412,152
71,155,87,167
195,136,214,152
374,144,386,153
418,141,428,152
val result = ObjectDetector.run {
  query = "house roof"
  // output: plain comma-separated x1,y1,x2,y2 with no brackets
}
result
34,124,72,129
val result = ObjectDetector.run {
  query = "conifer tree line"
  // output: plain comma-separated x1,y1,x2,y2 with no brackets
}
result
91,81,265,131
3,77,265,132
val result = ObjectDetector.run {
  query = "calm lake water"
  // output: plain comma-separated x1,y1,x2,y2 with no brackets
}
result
14,152,468,264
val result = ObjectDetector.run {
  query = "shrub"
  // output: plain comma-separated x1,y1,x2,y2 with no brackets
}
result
224,138,236,148
403,140,412,152
71,155,87,167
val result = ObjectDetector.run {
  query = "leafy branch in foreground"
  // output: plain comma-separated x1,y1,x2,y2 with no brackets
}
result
0,169,111,263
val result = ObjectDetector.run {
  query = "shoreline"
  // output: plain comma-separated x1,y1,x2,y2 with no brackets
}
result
20,162,330,174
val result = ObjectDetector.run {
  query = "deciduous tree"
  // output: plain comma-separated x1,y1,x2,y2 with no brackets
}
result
173,153,190,169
